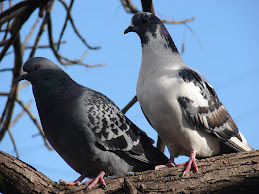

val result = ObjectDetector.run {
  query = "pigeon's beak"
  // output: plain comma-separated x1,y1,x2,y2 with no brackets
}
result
18,71,28,82
124,25,136,34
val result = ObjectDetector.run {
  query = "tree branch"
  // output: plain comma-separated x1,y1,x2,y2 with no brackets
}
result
0,150,258,193
56,0,74,51
141,0,155,14
120,0,195,24
121,95,137,114
22,18,40,51
58,0,100,50
0,1,40,61
7,128,19,159
47,13,104,67
28,2,53,58
7,99,33,159
0,31,22,141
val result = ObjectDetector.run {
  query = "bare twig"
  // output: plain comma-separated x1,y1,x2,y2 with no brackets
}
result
0,68,12,72
2,20,10,42
0,0,32,25
27,41,66,49
7,128,19,158
0,0,106,154
120,0,195,24
7,99,33,159
10,100,33,129
18,81,29,92
58,0,100,50
6,41,67,56
29,11,50,58
0,3,39,61
120,0,138,13
161,17,195,24
121,95,138,114
184,23,201,47
56,0,74,51
0,32,22,141
47,14,104,67
0,19,20,61
22,18,40,50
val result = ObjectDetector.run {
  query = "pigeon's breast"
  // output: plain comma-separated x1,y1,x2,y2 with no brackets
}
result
137,69,183,140
136,67,221,158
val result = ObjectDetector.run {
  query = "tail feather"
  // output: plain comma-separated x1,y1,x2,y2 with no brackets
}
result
224,132,253,152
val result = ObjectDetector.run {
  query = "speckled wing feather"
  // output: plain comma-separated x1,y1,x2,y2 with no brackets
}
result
177,67,246,151
83,89,155,163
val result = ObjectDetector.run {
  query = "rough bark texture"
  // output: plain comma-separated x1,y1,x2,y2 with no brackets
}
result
0,150,258,193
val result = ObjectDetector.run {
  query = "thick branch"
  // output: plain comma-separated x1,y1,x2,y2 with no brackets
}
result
0,150,258,193
0,2,39,61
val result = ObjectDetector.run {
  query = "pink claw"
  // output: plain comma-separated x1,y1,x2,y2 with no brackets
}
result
155,151,198,177
59,171,107,190
155,157,175,170
177,151,198,176
86,171,107,190
59,174,86,186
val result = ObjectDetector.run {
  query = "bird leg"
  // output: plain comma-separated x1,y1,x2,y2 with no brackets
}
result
155,157,175,170
59,171,107,190
176,151,198,176
59,174,86,186
85,171,107,190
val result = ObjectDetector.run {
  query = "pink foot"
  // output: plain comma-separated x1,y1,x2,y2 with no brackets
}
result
177,151,198,176
155,157,175,170
59,171,107,190
59,174,86,186
85,171,107,190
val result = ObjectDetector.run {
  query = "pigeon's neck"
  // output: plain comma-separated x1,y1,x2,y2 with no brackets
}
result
140,30,184,73
32,72,79,100
140,24,179,54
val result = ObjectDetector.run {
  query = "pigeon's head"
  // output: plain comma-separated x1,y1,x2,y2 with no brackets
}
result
18,57,64,84
124,12,162,35
124,12,178,53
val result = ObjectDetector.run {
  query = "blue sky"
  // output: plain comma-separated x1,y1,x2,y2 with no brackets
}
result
1,0,259,182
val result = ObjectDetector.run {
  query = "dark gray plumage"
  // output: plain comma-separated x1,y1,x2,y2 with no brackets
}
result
18,57,168,189
124,12,253,176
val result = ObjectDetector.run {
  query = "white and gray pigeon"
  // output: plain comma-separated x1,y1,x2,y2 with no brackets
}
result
124,12,253,176
18,57,168,189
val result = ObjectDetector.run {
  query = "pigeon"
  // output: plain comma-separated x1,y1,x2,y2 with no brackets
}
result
124,12,253,176
18,57,168,189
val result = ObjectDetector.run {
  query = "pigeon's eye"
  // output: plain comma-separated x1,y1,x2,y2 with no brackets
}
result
33,64,40,70
142,18,148,24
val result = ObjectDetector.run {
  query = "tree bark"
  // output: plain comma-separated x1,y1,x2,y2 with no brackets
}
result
0,150,258,193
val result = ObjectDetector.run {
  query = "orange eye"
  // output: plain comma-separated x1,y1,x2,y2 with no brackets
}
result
33,64,40,70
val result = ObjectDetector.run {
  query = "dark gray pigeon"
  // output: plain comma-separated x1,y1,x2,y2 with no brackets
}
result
18,57,168,189
124,12,253,176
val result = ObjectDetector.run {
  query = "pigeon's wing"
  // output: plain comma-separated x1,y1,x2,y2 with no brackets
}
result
84,90,155,163
177,67,251,152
